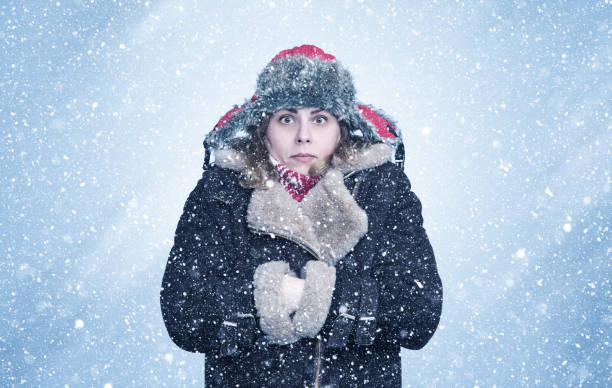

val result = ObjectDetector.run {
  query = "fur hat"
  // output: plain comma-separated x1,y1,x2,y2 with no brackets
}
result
205,44,401,150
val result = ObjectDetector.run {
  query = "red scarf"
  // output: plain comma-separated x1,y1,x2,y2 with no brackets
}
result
273,163,322,202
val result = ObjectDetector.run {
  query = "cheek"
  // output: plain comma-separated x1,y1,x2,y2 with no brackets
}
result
319,129,341,156
330,126,342,148
333,130,341,147
265,128,292,155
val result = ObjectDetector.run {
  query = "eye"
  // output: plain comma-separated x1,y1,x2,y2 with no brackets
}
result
279,115,294,124
313,115,328,124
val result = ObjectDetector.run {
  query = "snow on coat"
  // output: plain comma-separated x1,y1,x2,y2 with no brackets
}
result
160,143,443,387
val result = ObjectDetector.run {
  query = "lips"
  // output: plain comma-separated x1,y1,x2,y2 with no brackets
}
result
291,153,316,163
292,153,315,157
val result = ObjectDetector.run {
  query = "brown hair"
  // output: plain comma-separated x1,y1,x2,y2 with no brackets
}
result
225,113,366,189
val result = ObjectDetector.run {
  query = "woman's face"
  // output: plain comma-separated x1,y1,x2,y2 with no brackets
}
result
264,107,341,176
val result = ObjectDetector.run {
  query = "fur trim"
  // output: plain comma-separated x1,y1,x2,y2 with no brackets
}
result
216,144,392,264
256,55,356,124
214,148,247,171
292,260,336,337
331,143,392,174
248,168,368,265
253,261,300,345
253,260,336,343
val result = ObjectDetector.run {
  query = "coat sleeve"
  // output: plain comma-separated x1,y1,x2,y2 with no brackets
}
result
160,171,256,355
372,167,443,350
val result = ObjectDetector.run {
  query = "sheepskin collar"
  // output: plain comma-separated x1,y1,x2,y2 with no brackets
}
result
215,143,391,265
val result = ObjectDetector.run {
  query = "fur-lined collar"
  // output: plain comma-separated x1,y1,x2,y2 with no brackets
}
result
215,143,391,265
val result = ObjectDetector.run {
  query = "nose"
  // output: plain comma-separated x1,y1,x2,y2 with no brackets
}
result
296,120,311,144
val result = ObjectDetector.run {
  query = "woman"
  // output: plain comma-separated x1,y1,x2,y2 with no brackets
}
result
161,44,443,387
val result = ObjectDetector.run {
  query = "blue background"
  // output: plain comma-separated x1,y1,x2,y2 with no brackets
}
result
1,0,610,386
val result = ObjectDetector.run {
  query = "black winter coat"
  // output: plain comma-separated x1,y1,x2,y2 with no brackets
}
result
161,143,443,387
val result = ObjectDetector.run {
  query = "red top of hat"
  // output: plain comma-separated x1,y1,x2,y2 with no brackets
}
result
270,44,336,63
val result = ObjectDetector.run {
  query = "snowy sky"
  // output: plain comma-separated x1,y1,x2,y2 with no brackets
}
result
1,0,610,386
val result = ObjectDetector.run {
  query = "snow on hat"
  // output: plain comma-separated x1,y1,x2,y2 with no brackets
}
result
205,44,401,149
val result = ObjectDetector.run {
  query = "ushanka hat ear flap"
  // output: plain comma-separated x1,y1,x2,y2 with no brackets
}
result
203,44,405,166
355,104,405,168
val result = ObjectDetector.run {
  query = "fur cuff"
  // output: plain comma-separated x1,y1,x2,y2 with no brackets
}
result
293,260,337,338
253,261,299,345
253,260,337,344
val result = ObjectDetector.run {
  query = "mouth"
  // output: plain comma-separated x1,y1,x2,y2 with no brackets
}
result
291,153,316,163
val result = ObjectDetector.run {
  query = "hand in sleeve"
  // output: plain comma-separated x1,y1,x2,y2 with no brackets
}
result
253,260,335,345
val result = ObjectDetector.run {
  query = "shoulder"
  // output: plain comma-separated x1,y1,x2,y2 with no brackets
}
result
348,162,410,218
362,162,412,192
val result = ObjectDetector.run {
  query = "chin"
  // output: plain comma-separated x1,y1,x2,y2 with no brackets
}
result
295,167,312,175
287,164,310,174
